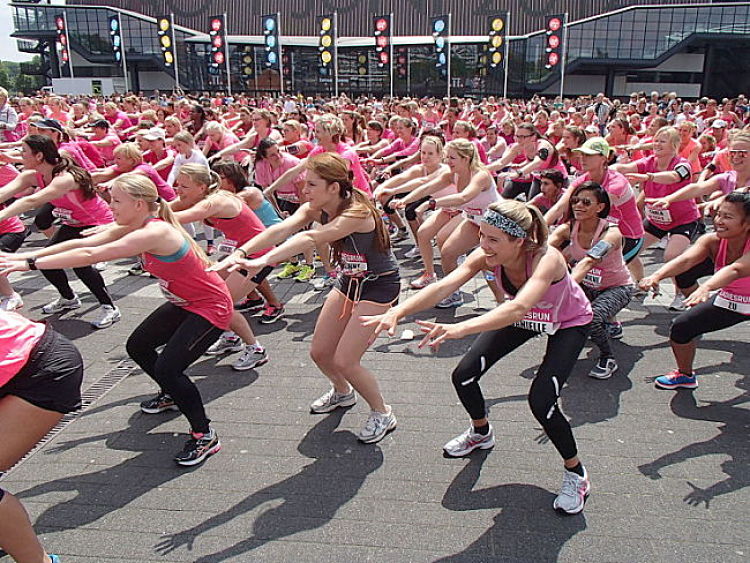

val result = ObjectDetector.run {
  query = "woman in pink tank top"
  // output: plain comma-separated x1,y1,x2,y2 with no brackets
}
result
639,192,750,391
550,181,634,380
0,135,117,328
92,142,176,202
0,173,231,467
0,311,83,563
362,199,594,515
170,163,280,370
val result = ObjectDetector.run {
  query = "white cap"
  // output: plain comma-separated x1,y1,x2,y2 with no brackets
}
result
143,127,166,141
712,119,728,128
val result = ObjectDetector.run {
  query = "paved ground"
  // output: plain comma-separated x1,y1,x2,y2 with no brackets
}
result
1,231,748,562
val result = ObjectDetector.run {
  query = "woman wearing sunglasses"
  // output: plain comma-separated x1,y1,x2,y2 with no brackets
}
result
549,182,633,379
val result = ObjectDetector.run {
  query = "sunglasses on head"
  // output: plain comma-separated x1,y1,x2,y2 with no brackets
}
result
571,196,595,207
729,149,748,158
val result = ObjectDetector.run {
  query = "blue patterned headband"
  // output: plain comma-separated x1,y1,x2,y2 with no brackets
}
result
482,208,527,238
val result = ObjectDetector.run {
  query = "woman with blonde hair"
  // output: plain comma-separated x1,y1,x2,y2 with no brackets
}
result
201,121,242,161
362,199,594,514
208,108,282,164
92,142,176,202
0,173,232,467
212,153,399,444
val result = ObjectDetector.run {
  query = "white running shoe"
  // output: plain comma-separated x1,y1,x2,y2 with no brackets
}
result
309,387,356,414
312,273,336,291
232,344,269,371
205,335,244,356
357,408,397,443
93,262,107,271
443,426,496,457
553,467,591,514
42,295,82,314
404,246,421,259
0,292,23,311
90,305,121,329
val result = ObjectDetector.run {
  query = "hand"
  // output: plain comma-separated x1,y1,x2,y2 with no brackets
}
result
207,153,220,163
232,257,265,278
154,533,195,555
638,275,660,296
683,481,711,508
0,258,30,276
391,198,407,210
241,154,254,168
206,253,243,274
415,319,464,351
81,224,110,237
360,309,401,345
625,173,649,184
645,197,671,209
683,285,710,307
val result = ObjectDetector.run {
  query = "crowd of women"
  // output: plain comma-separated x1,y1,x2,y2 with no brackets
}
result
0,88,748,561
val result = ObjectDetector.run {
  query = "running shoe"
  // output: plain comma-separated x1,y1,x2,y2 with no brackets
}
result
140,392,179,414
42,295,82,314
655,236,668,250
391,228,409,243
654,369,697,390
49,556,61,563
294,264,316,282
128,262,145,276
436,291,463,308
277,262,302,279
553,467,591,514
235,297,265,313
0,292,23,311
259,304,284,324
205,334,244,356
232,344,268,371
174,428,221,466
669,294,687,311
93,262,107,271
410,272,437,289
358,408,397,443
90,304,121,329
589,357,618,380
310,387,357,414
443,426,496,457
404,246,421,258
607,321,623,340
312,272,337,290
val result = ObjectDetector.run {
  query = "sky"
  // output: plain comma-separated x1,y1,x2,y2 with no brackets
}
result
1,2,34,62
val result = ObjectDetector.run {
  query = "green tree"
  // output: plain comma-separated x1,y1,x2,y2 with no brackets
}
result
15,74,38,94
0,64,11,90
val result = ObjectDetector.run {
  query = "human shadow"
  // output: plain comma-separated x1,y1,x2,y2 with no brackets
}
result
437,451,586,562
637,381,750,508
154,410,383,561
14,369,258,531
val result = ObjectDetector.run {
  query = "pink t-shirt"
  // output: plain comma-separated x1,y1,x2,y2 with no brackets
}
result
94,134,122,165
308,143,371,196
255,152,302,201
111,163,176,202
60,141,95,172
713,170,747,194
570,169,644,238
379,136,420,159
106,110,133,130
0,165,25,234
636,155,699,229
206,133,244,162
143,149,176,183
75,139,105,168
0,312,46,387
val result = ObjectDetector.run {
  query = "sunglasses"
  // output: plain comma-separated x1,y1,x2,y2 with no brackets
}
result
729,149,749,158
516,133,534,138
571,196,595,207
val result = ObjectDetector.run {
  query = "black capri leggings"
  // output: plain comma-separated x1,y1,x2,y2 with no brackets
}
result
670,295,747,344
34,202,56,232
41,224,114,306
126,302,223,434
451,323,591,461
383,194,430,221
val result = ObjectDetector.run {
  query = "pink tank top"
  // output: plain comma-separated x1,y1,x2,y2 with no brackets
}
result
460,176,499,224
636,155,698,229
141,226,233,329
133,163,176,201
0,312,46,387
60,141,95,172
203,200,273,259
713,236,750,315
566,219,633,290
494,252,593,334
37,172,114,227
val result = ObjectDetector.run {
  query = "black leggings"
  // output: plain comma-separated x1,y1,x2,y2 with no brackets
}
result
34,202,56,232
670,295,747,344
41,224,114,306
451,323,590,461
125,302,223,433
501,179,534,200
675,257,714,291
383,194,430,221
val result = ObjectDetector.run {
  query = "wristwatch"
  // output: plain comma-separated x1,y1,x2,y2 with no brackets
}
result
26,257,37,270
428,198,437,210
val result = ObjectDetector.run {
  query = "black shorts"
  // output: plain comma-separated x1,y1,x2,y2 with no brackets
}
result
622,236,644,264
276,198,300,217
0,326,83,414
643,219,701,242
334,271,401,305
0,230,27,253
237,264,274,285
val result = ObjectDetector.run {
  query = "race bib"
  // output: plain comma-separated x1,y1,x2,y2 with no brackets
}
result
714,290,750,315
463,207,483,223
513,307,560,334
645,204,672,225
52,207,78,225
158,279,188,306
583,267,603,289
340,251,368,277
277,192,300,203
217,238,238,257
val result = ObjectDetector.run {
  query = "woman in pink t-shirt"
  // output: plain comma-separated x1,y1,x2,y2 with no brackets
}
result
202,121,243,162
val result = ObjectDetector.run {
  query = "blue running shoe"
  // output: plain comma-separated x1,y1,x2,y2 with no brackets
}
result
655,369,697,390
49,556,61,563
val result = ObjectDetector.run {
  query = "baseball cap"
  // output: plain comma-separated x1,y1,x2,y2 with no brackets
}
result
143,127,166,141
573,137,612,156
35,118,64,133
584,124,599,134
712,119,728,128
90,119,110,129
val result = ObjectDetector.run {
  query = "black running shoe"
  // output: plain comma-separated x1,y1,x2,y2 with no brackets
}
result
140,393,179,414
235,297,265,313
174,429,221,466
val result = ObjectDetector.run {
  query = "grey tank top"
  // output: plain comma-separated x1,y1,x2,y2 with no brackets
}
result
322,211,399,276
